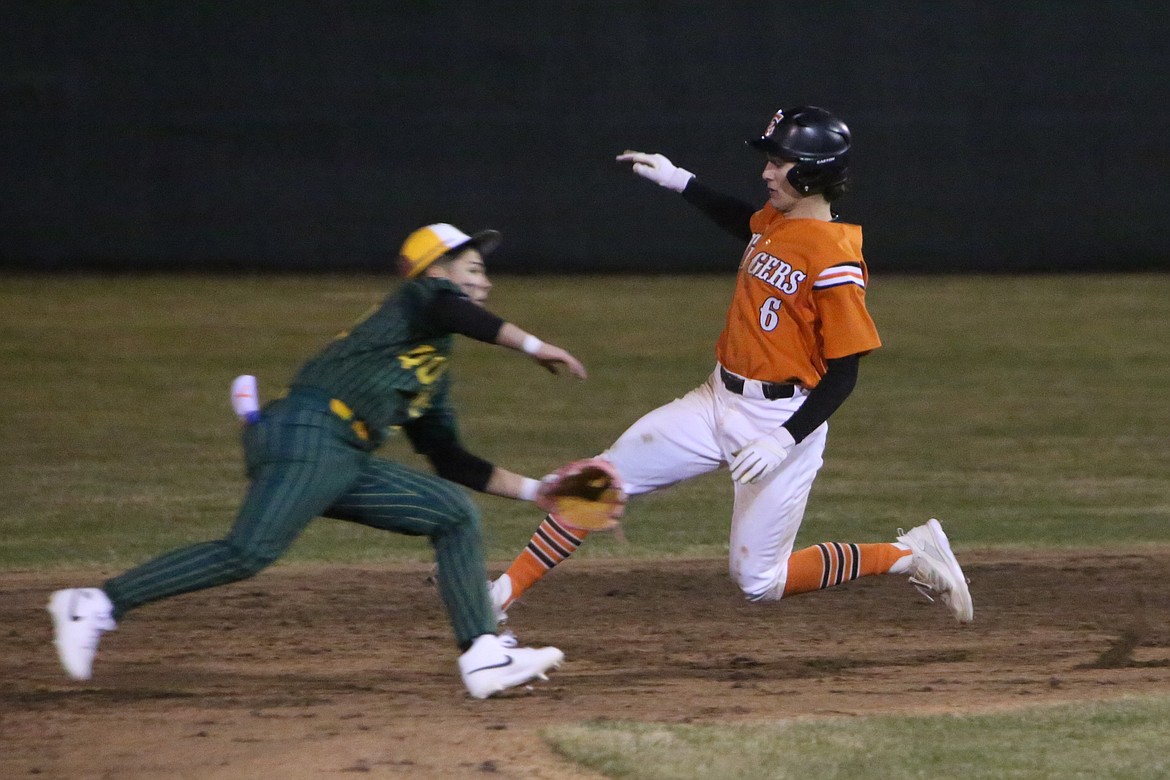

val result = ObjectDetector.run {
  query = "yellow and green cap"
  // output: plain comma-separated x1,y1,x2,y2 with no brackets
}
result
397,223,502,278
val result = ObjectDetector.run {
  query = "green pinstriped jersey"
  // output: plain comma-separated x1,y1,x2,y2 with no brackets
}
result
290,276,462,443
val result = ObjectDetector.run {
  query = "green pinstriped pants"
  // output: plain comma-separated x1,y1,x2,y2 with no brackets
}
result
103,393,494,647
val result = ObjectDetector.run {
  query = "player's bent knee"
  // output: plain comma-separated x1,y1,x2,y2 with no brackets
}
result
731,570,784,603
729,556,787,603
743,583,784,603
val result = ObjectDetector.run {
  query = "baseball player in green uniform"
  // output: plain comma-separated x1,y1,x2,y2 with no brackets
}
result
48,223,582,699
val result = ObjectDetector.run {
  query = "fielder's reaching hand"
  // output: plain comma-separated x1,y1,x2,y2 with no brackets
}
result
529,342,587,379
496,323,587,379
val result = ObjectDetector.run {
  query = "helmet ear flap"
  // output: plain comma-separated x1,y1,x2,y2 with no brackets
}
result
785,159,847,195
786,165,818,194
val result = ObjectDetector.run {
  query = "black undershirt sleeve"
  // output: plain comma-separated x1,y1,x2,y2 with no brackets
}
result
425,290,505,343
416,294,504,488
680,178,756,242
781,354,861,443
423,440,495,492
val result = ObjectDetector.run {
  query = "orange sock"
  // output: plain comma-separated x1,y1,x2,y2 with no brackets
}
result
501,514,588,606
782,542,911,597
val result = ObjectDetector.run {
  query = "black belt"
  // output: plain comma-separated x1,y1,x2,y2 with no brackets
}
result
719,367,796,400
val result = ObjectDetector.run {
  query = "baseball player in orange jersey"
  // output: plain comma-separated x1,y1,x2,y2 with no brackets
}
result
491,106,974,623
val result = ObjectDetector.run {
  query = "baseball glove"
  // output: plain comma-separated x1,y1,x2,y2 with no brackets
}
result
536,457,626,533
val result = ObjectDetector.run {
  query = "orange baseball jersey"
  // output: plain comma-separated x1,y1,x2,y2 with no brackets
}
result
715,205,881,388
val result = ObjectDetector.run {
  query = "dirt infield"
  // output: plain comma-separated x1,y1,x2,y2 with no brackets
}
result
4,551,1170,779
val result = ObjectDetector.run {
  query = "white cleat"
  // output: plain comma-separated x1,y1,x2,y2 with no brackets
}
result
897,519,974,623
458,633,563,699
488,574,513,624
47,588,117,680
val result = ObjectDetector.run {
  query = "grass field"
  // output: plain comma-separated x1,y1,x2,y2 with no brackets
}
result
545,696,1170,779
2,273,1167,569
3,272,1169,778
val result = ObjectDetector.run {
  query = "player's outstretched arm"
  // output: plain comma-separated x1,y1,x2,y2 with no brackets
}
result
616,150,754,241
481,466,543,501
495,322,587,379
616,151,695,192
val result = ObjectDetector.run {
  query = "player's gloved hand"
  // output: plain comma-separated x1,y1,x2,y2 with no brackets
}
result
616,151,694,193
729,426,797,485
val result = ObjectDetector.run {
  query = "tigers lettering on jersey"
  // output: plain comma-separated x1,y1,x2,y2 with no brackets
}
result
745,248,807,295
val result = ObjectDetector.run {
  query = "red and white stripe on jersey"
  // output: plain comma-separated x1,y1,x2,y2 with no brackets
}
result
813,262,866,290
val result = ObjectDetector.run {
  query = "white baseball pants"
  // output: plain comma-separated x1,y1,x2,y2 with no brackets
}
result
601,365,828,601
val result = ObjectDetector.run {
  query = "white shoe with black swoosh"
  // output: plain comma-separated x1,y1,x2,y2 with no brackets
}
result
458,632,564,699
47,588,117,680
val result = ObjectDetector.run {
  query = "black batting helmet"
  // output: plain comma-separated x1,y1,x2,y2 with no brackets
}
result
747,105,851,195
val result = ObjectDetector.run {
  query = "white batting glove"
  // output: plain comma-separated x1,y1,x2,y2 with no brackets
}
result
615,151,694,193
729,426,797,485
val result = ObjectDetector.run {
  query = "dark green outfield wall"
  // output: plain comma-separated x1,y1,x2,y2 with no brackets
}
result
2,3,1166,272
